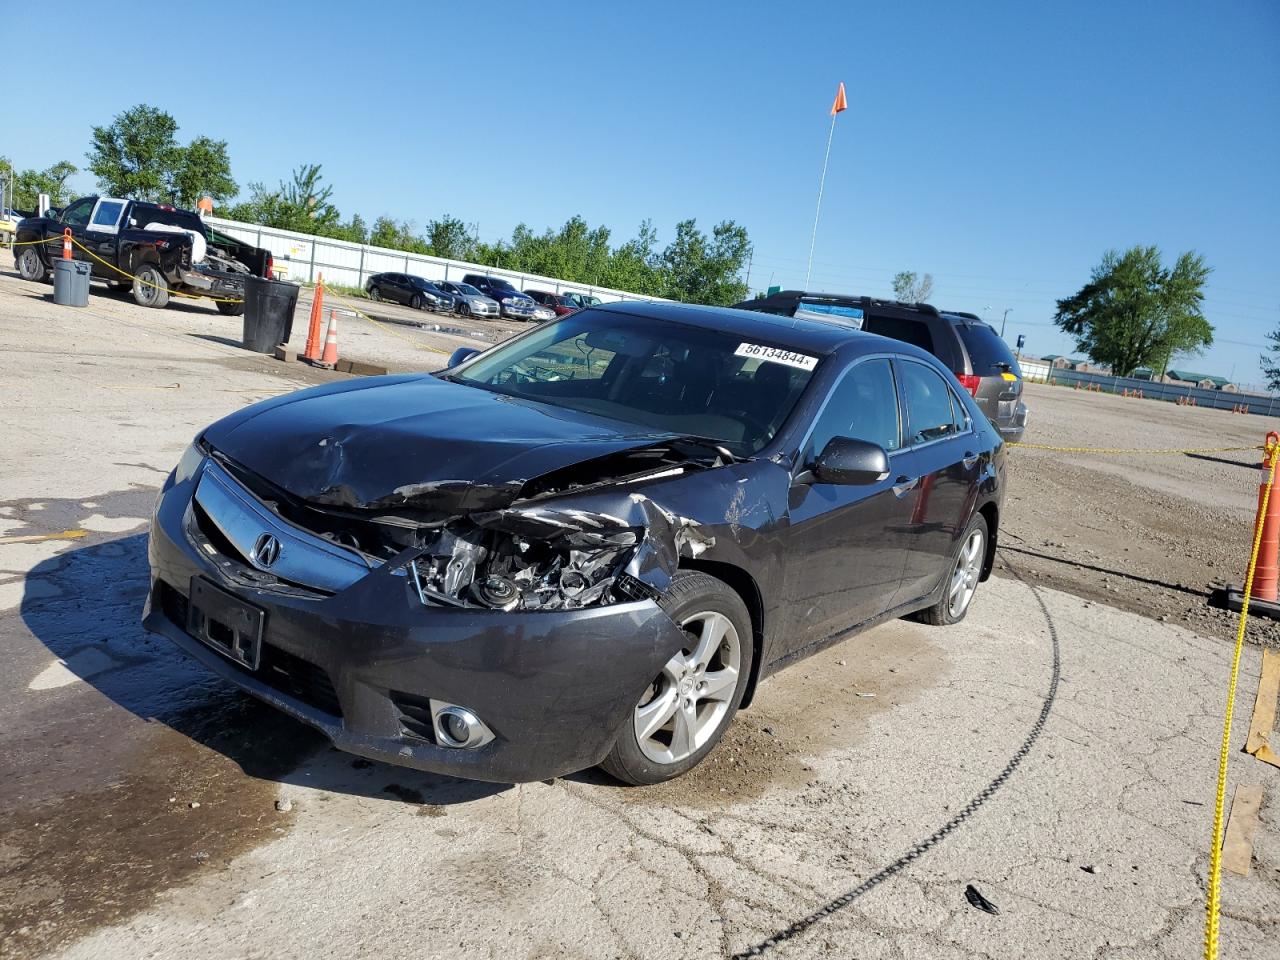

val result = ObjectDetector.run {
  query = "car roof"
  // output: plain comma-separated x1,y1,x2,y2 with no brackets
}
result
591,300,937,362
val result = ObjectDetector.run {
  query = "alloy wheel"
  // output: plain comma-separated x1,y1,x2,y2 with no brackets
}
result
633,610,741,765
947,527,985,618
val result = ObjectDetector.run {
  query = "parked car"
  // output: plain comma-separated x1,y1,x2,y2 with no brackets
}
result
462,273,539,321
525,289,580,317
436,280,501,319
734,291,1028,442
366,272,455,312
531,304,556,322
144,300,1005,786
13,196,271,314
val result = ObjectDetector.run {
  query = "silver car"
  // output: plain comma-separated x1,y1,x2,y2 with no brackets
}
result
436,281,501,319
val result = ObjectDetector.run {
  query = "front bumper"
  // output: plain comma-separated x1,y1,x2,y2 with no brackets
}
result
143,465,688,783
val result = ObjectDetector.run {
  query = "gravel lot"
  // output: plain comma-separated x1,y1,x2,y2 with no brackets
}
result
1,268,1277,959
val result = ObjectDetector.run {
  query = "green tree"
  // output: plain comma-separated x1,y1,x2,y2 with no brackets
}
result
170,136,237,208
87,104,236,207
1054,245,1212,378
1262,315,1280,393
227,164,354,239
660,219,751,305
0,157,79,209
892,270,934,303
424,215,478,261
369,216,429,253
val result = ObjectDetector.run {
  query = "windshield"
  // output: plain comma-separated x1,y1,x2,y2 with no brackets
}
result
456,283,483,296
451,311,820,456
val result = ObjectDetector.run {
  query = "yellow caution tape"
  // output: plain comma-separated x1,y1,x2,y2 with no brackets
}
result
1204,436,1278,960
321,287,449,355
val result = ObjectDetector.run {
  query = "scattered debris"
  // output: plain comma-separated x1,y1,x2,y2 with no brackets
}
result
964,884,1000,915
274,798,293,813
188,801,201,809
1080,865,1097,874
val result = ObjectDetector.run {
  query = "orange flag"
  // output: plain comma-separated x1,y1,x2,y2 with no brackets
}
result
830,81,848,116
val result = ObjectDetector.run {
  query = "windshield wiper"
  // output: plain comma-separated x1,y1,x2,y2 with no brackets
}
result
670,436,738,465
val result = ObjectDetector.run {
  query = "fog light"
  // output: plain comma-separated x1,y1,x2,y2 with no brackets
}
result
430,701,494,749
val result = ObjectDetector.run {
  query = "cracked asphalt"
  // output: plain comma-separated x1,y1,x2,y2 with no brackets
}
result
1,267,1277,958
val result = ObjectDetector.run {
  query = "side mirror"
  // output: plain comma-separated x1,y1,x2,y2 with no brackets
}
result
447,346,481,368
811,436,890,485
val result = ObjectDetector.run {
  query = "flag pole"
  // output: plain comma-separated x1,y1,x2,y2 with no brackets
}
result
804,113,837,289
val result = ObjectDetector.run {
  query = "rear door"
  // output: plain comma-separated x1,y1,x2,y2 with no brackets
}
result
83,199,128,277
781,357,920,656
893,358,980,604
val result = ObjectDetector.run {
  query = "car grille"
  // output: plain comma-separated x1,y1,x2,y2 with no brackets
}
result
154,580,343,718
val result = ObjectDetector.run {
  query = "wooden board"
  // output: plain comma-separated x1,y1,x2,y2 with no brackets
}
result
1246,648,1280,769
1222,784,1264,877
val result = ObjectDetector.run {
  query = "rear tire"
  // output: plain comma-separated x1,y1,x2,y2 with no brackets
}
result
600,571,754,786
16,247,47,282
913,513,988,626
215,300,244,316
132,264,170,309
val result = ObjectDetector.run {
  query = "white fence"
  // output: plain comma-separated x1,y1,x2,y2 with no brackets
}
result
1019,359,1051,383
205,216,660,304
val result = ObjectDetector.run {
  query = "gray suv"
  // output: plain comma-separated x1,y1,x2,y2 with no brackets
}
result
733,292,1028,442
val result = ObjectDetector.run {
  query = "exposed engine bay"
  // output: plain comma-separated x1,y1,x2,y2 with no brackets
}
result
211,439,724,612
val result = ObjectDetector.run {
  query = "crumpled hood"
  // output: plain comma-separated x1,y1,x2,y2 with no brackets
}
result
204,374,675,516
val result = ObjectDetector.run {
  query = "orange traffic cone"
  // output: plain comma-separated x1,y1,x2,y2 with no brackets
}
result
1221,432,1280,620
317,310,339,369
305,274,325,361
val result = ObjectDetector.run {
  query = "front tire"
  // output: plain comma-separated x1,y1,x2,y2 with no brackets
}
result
458,301,471,317
369,286,382,302
16,247,47,282
914,513,988,626
132,264,170,308
411,293,424,310
215,300,245,316
601,572,754,786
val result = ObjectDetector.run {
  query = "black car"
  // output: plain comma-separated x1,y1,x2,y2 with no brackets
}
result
144,301,1005,785
366,272,455,312
735,292,1028,441
461,273,539,321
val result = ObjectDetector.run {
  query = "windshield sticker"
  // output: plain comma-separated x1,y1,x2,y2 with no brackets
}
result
734,343,819,370
794,303,864,328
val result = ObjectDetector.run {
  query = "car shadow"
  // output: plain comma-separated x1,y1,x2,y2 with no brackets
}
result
19,523,507,808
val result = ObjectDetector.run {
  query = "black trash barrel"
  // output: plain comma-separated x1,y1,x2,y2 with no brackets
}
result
241,276,300,353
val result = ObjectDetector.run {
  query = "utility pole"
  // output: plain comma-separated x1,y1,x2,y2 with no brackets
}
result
744,251,753,295
1001,308,1012,337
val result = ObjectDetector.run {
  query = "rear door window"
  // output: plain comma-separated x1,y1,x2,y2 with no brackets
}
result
862,316,935,353
956,323,1021,377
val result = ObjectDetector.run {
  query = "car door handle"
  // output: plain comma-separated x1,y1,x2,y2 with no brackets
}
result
962,451,979,469
892,476,918,497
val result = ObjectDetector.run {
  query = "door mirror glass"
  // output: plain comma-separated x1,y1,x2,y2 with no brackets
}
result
447,346,481,368
812,436,890,485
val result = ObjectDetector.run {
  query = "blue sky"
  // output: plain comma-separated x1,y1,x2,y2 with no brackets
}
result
8,1,1278,384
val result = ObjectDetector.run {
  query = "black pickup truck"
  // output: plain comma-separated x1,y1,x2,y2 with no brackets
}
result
13,196,272,314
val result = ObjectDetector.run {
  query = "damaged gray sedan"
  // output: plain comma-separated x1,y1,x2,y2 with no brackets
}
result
144,301,1005,784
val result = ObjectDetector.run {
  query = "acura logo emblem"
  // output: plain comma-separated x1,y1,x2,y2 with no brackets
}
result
251,533,282,568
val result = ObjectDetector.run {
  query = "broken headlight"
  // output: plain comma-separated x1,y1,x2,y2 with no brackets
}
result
408,525,642,612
